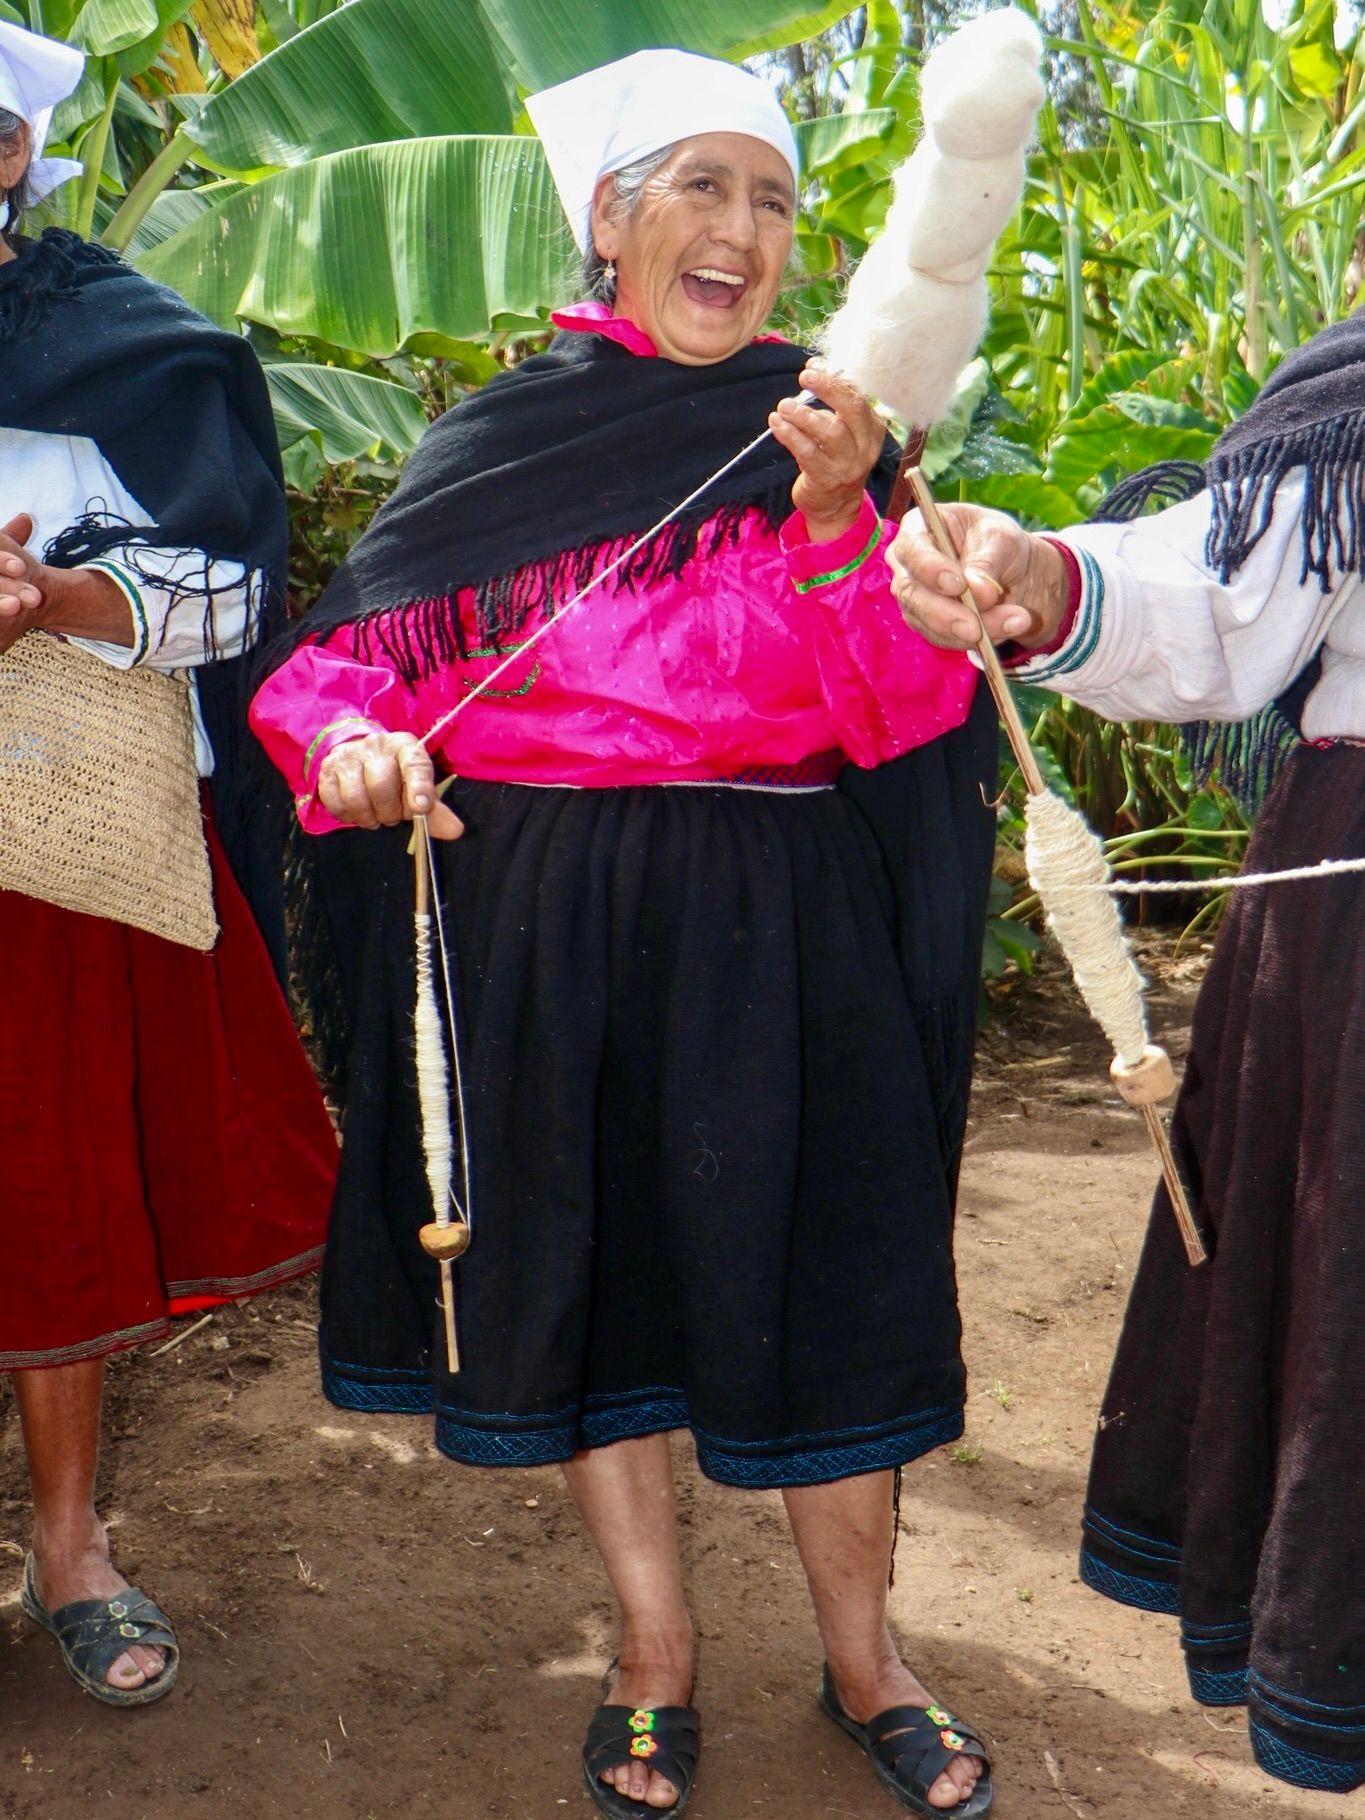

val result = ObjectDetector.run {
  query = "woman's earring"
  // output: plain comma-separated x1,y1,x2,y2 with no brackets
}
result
0,201,10,232
604,259,616,291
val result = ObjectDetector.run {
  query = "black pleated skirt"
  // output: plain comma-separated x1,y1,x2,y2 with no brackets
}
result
1081,744,1365,1793
314,694,996,1490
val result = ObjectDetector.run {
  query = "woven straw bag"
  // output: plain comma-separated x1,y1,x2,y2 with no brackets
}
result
0,630,218,949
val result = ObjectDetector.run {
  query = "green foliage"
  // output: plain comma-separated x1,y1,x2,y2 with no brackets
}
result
12,0,850,450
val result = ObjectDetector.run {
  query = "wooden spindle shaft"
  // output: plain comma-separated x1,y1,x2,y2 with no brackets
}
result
905,467,1046,797
414,816,431,917
440,1259,460,1373
1140,1103,1208,1268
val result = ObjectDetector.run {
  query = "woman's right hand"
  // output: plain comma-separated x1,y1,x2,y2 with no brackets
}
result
887,503,1072,651
316,731,465,839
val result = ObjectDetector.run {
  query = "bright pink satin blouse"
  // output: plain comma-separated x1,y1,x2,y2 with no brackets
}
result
250,308,978,832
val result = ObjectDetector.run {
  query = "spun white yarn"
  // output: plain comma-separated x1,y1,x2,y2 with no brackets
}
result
414,910,455,1219
818,7,1044,429
1067,855,1365,896
1024,789,1149,1067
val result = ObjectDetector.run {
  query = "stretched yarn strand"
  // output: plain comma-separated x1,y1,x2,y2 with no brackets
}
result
425,824,472,1232
1094,855,1365,895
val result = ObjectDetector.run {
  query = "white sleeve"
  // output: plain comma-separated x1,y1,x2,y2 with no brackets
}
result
65,548,258,673
1011,472,1355,723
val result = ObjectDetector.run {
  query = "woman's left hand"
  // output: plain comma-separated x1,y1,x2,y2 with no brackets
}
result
0,515,45,654
769,366,885,544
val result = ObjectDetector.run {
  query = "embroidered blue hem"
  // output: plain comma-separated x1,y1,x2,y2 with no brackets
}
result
1079,1546,1181,1615
1080,1513,1365,1794
320,1355,963,1488
321,1350,435,1416
435,1394,963,1487
1251,1724,1365,1794
1189,1665,1249,1707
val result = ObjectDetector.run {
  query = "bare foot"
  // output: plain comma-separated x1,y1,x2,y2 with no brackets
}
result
598,1627,695,1810
828,1646,983,1810
32,1521,167,1692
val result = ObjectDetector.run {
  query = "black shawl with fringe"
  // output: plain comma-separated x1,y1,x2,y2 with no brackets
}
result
291,327,898,671
0,228,291,971
1095,311,1365,808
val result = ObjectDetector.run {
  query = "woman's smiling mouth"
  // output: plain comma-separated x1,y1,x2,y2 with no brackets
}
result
681,267,748,308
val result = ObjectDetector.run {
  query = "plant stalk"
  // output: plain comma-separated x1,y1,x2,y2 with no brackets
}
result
101,129,195,252
73,60,119,243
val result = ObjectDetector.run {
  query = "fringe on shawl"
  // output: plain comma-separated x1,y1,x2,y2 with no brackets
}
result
1088,460,1208,528
44,509,271,665
348,484,794,685
1092,417,1365,813
0,229,120,340
1205,410,1365,587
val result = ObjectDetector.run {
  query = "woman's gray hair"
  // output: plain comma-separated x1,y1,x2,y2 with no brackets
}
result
580,144,676,303
0,107,32,246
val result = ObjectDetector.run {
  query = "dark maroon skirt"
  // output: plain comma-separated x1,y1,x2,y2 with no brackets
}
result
1081,743,1365,1793
0,806,337,1369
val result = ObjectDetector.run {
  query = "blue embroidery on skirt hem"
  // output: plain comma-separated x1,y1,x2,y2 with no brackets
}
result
1077,1518,1365,1793
1189,1665,1249,1707
1079,1547,1181,1614
322,1366,433,1415
320,1351,964,1488
1250,1724,1365,1793
695,1407,963,1488
430,1394,962,1486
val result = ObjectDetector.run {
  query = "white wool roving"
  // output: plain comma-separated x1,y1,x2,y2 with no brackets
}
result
819,7,1045,429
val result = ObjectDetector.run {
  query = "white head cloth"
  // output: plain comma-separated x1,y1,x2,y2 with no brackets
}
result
527,49,799,254
0,19,84,205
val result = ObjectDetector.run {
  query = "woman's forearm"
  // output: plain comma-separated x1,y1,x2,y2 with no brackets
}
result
38,565,136,647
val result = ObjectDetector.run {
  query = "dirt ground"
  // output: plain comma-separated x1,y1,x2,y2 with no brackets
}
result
0,940,1352,1820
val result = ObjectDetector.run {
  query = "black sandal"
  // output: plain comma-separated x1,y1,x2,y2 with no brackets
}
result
819,1666,993,1817
21,1553,180,1708
582,1702,701,1818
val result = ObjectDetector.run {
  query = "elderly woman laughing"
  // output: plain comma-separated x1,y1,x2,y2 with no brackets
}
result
252,49,997,1820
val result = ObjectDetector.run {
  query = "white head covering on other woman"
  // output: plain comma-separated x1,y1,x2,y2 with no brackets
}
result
0,18,84,216
527,48,800,253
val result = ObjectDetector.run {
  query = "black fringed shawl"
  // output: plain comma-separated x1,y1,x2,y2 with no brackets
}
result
1095,311,1365,808
0,228,291,969
286,328,899,672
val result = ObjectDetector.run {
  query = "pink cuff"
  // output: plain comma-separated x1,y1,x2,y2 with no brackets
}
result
780,493,885,593
1000,537,1081,668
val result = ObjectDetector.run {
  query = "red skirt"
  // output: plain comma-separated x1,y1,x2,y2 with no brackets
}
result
0,807,337,1369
